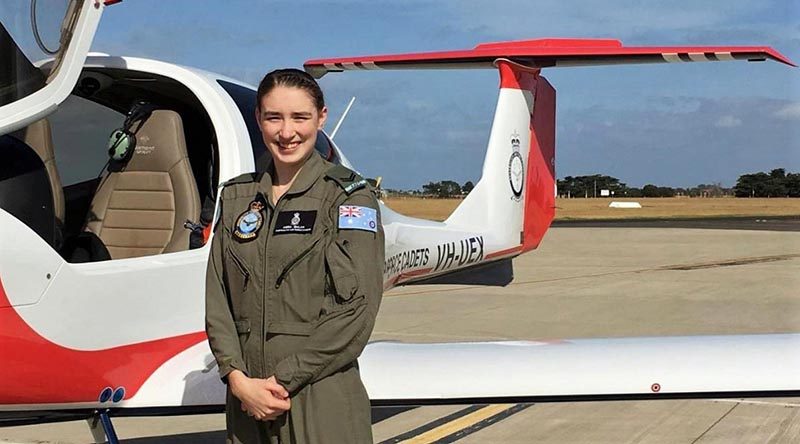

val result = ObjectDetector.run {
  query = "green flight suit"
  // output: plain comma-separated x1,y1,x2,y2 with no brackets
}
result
205,151,384,444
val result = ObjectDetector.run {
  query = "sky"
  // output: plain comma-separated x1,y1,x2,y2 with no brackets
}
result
87,1,800,189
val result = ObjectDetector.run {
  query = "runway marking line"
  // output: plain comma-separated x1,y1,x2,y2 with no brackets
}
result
400,404,511,443
431,403,532,443
378,405,482,444
379,404,530,444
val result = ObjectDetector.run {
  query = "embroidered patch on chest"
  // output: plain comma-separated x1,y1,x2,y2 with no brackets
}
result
338,205,377,233
274,210,317,235
233,199,266,241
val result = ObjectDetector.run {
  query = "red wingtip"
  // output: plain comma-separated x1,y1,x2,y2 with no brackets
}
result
765,48,797,67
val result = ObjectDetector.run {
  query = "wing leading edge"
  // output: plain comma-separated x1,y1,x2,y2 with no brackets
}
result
304,38,795,78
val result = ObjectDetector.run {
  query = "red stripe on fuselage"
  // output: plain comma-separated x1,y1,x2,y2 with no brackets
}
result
0,277,206,405
484,246,523,261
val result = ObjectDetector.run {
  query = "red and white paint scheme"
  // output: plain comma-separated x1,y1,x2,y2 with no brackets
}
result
0,1,798,439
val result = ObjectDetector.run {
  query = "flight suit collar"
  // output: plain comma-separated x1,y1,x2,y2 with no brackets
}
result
261,151,327,204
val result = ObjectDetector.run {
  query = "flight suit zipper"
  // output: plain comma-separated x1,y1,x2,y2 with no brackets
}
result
263,194,282,374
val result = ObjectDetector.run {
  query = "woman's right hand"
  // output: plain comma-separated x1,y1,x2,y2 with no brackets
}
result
228,370,291,421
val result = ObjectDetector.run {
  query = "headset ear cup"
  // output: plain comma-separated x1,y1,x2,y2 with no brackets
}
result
107,129,122,157
107,129,135,161
125,131,137,161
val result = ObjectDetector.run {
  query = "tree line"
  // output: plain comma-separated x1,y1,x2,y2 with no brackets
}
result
556,175,729,198
733,169,800,197
385,169,799,198
387,180,474,198
559,169,800,198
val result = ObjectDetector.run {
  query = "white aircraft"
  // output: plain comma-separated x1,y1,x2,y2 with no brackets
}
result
1,1,797,443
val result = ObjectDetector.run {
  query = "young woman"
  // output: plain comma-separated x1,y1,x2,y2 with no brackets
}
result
206,69,384,443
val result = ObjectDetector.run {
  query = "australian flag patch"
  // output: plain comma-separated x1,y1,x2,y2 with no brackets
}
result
338,205,378,233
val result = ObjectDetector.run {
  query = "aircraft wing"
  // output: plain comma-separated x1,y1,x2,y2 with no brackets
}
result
359,334,800,405
304,38,795,78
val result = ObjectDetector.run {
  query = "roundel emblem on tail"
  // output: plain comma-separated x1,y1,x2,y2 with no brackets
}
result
509,132,524,200
509,151,524,199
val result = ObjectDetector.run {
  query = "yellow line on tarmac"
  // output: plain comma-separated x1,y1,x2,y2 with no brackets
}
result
399,404,513,444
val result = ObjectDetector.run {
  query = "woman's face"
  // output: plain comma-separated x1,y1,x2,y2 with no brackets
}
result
256,85,327,168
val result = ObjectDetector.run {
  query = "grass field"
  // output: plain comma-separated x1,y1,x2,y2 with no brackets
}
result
383,196,800,222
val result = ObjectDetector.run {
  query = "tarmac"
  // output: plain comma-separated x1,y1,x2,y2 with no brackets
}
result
2,219,799,443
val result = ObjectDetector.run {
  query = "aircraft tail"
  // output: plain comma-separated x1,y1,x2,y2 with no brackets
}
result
305,38,793,256
443,61,555,252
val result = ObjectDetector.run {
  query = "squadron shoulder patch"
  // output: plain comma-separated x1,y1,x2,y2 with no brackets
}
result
338,205,377,233
233,199,265,241
326,165,368,195
222,172,259,187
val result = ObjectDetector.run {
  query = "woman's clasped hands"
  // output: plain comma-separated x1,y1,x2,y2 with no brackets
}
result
229,371,290,421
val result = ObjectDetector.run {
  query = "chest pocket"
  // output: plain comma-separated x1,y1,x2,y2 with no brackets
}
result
274,228,328,289
324,239,361,306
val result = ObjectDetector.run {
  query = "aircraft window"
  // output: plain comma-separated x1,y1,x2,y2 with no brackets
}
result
0,1,75,107
0,133,57,247
216,80,269,170
49,95,125,185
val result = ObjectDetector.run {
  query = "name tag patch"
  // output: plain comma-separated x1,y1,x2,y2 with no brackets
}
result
338,205,377,233
274,210,317,235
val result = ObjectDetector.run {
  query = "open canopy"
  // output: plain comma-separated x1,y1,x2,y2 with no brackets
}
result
0,0,105,135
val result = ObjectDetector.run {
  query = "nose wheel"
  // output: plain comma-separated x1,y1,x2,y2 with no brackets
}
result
86,410,119,444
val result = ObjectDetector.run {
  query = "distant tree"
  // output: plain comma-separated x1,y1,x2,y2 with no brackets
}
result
439,180,461,197
734,170,790,197
422,181,440,197
422,180,462,198
657,186,676,197
770,168,786,179
462,180,475,194
767,169,788,196
625,187,643,197
557,174,627,198
642,184,660,197
785,173,800,197
385,188,421,197
735,172,768,197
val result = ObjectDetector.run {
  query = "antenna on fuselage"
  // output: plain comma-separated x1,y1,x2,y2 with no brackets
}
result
330,96,355,141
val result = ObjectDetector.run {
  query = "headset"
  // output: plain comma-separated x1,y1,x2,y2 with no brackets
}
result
107,100,157,163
